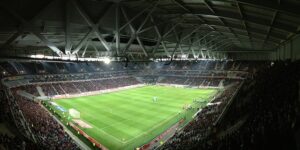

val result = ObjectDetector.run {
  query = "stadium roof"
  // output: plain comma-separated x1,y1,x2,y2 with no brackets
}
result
0,0,299,60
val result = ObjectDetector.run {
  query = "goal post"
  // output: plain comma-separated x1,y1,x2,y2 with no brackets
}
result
69,108,80,119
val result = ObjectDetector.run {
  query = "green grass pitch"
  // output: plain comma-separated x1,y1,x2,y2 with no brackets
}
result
53,85,217,150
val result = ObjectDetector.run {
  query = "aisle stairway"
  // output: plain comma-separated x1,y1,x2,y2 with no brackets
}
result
36,86,45,97
17,90,35,100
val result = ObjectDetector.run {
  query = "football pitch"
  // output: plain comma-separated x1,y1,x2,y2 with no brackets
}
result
52,85,217,150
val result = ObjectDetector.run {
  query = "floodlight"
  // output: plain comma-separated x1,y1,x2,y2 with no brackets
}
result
103,57,111,64
30,54,44,58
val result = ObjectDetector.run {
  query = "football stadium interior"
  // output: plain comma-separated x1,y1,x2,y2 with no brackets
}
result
0,0,300,150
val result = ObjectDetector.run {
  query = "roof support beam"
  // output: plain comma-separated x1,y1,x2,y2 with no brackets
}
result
136,36,148,56
122,34,135,54
203,0,215,14
121,7,148,56
91,42,100,57
187,37,194,57
163,10,297,33
0,31,22,49
172,0,206,25
191,31,214,45
204,36,224,46
121,7,137,54
169,39,180,57
119,5,154,31
162,20,183,38
81,41,89,57
173,27,280,45
138,16,181,34
173,29,184,55
263,11,278,49
72,29,93,54
172,0,234,48
115,3,120,55
150,16,171,57
0,1,64,56
178,22,285,40
180,26,202,41
136,1,159,33
144,36,274,50
212,40,232,50
235,1,253,49
213,44,232,51
236,0,300,17
65,0,72,54
161,41,171,57
72,0,112,53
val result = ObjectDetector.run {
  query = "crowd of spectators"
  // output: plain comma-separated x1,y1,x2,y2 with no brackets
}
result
10,76,140,97
30,70,137,83
16,96,79,150
0,89,42,150
207,61,299,150
0,59,275,150
3,76,142,149
0,133,41,150
0,60,265,79
153,60,266,72
161,61,300,150
161,83,240,149
20,77,141,96
157,70,241,78
18,85,39,96
4,94,34,143
0,90,4,123
159,77,237,87
0,80,80,150
0,61,140,77
0,133,26,150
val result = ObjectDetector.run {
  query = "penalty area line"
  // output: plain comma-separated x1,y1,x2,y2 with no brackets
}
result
124,112,181,144
82,120,126,144
78,110,183,145
87,112,179,145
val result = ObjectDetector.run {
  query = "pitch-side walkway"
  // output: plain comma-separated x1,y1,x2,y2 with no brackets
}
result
61,123,91,150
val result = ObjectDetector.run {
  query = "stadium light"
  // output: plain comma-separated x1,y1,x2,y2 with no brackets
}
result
103,57,111,64
181,54,188,60
30,54,45,58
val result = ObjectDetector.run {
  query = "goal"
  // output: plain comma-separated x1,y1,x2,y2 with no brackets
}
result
69,108,80,119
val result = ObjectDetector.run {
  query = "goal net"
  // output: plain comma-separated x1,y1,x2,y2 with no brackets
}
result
69,108,80,119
